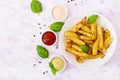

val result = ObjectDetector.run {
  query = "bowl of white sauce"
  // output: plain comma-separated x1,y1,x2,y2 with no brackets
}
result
51,5,68,21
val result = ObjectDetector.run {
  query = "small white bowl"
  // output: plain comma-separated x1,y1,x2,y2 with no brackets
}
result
49,56,66,72
51,5,68,21
42,30,57,46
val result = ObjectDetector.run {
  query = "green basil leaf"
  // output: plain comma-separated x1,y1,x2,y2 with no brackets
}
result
49,62,54,68
48,62,57,75
88,15,98,24
36,45,49,58
80,45,90,53
51,68,56,75
30,0,42,13
50,22,64,32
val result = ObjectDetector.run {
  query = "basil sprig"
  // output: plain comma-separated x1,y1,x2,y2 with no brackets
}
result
88,14,98,24
80,45,90,53
49,62,57,75
30,0,42,13
50,22,64,32
36,45,49,58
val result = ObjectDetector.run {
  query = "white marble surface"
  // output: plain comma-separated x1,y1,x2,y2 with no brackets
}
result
0,0,120,80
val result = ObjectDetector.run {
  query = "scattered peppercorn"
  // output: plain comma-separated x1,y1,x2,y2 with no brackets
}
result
39,61,41,63
67,0,75,3
43,72,45,74
33,64,36,66
40,32,42,34
75,3,77,5
38,23,40,25
33,35,36,37
56,46,58,49
46,71,48,73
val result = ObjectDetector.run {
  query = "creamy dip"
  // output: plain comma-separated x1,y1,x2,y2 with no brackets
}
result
51,57,65,71
52,5,67,20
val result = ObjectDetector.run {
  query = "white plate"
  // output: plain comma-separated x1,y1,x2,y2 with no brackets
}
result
59,13,117,69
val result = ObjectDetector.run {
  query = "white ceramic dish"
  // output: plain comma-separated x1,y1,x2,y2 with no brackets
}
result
59,13,117,69
51,5,68,21
42,30,57,46
49,56,66,72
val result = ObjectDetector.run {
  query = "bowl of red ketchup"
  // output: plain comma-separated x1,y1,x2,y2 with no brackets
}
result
42,31,57,46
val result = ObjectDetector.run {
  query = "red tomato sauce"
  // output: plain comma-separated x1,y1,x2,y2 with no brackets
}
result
42,31,56,46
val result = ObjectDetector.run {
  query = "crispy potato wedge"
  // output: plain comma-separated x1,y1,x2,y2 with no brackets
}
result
70,23,83,32
66,43,72,48
77,58,83,63
104,37,113,48
75,56,83,63
83,40,94,44
64,39,72,43
85,23,91,27
80,35,92,40
97,25,104,50
80,17,87,25
80,52,104,59
64,31,79,38
66,47,88,57
77,30,92,37
91,23,97,40
92,38,99,55
87,43,93,48
69,38,86,46
88,53,105,59
88,48,92,54
99,48,106,53
81,25,91,33
72,44,82,52
104,29,110,40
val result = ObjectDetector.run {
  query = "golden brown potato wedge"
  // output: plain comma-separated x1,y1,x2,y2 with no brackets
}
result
66,43,72,48
75,56,83,63
97,25,104,50
64,39,72,43
77,30,92,37
99,48,106,53
66,47,88,57
91,23,97,40
80,52,104,59
87,43,93,48
85,23,91,27
88,53,105,59
70,22,83,32
88,48,92,54
104,29,110,40
92,38,99,55
80,35,92,40
69,38,86,46
83,40,94,44
104,37,113,48
77,58,83,63
72,44,82,52
80,17,87,25
81,25,91,33
64,31,79,38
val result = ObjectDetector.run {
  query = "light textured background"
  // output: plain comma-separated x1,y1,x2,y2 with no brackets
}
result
0,0,120,80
